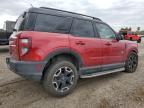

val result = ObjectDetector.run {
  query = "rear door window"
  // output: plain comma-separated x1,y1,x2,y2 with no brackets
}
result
34,14,72,33
70,19,94,38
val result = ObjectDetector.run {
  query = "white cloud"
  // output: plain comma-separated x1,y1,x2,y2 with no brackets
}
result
0,14,17,28
88,0,118,9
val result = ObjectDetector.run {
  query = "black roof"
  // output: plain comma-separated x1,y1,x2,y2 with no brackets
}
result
27,7,102,22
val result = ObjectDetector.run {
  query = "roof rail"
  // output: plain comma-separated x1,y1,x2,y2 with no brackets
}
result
40,7,102,21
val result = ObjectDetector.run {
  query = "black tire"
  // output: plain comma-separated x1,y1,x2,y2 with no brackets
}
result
125,52,138,73
137,39,141,43
43,58,78,97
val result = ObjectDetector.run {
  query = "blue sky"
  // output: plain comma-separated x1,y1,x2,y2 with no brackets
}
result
0,0,144,31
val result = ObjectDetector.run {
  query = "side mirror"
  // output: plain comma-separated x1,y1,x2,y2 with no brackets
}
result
116,33,124,41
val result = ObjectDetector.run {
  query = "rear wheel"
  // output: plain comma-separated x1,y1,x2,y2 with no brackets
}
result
125,52,138,73
43,59,78,97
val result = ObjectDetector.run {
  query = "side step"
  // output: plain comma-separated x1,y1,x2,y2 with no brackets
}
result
80,68,125,78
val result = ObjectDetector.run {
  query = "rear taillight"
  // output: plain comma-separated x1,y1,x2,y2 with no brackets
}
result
19,38,31,56
9,32,21,60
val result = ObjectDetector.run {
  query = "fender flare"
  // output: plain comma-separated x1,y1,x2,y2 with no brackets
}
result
43,48,84,68
130,47,138,54
126,47,138,59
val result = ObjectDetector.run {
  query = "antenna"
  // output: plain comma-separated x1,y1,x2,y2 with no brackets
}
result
24,0,34,7
30,3,33,7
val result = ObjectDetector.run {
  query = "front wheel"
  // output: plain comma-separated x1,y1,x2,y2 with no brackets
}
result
43,59,78,97
137,39,141,43
125,52,138,73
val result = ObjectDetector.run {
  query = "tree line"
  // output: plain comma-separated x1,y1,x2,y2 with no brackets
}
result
120,27,144,35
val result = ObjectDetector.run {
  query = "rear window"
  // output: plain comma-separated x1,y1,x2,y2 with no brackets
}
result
14,12,27,31
34,14,72,33
70,19,94,38
25,13,37,31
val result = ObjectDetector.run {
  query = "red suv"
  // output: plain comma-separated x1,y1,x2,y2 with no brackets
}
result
6,7,138,96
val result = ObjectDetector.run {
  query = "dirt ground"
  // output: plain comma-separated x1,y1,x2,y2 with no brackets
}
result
0,44,144,108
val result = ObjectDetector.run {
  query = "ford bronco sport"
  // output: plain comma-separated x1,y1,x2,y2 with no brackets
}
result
6,7,138,96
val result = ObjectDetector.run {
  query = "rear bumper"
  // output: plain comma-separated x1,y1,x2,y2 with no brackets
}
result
6,58,46,81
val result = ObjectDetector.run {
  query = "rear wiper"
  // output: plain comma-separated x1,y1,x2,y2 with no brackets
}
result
13,28,17,32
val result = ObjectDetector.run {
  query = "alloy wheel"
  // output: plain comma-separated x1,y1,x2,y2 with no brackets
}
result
52,66,75,92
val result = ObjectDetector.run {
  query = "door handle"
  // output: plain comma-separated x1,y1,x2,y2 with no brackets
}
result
105,42,112,46
75,41,85,45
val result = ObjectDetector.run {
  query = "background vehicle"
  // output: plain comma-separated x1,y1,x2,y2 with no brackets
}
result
6,7,138,97
0,21,15,45
119,30,141,43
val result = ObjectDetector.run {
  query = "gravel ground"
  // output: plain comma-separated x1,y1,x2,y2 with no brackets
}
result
0,44,144,108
